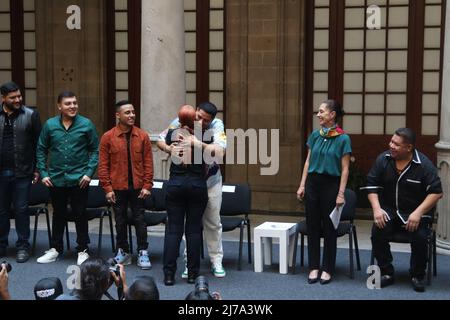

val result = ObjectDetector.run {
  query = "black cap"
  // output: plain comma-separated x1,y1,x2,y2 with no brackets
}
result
34,277,63,300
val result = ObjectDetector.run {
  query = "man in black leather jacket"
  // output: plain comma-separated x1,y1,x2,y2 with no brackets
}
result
0,82,41,263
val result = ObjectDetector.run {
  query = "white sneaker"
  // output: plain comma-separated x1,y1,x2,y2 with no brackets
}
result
114,248,132,265
212,261,226,278
137,250,152,270
37,248,59,264
77,250,90,266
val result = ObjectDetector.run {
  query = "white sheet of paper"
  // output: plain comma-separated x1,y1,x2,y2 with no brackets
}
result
153,181,163,189
222,185,236,193
89,179,99,186
329,203,345,230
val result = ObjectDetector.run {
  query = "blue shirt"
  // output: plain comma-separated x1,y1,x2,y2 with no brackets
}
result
307,130,352,177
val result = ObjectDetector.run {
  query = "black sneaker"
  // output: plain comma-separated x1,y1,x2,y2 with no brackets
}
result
16,249,30,263
380,275,395,288
411,277,425,292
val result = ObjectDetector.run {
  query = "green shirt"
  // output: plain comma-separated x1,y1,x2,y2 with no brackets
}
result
307,129,352,177
37,115,99,187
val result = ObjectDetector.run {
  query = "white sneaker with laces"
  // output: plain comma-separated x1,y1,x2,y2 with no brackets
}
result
77,249,90,266
137,250,152,270
37,248,59,264
114,248,132,265
212,261,226,278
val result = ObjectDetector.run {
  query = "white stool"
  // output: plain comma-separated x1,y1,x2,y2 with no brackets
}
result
254,222,297,274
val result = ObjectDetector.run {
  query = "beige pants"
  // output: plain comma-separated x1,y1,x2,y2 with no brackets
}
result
183,178,224,264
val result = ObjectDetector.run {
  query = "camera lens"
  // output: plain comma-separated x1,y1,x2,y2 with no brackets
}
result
1,261,11,273
195,276,208,292
106,258,120,279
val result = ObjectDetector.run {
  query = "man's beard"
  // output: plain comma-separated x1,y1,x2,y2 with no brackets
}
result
4,102,19,112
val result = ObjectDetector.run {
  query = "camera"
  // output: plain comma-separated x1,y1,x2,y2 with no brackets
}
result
107,258,120,280
1,261,12,273
186,276,222,300
195,275,209,293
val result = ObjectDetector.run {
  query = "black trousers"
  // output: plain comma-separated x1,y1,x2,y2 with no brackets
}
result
163,175,207,276
371,216,429,279
112,189,148,253
50,187,90,253
305,173,340,274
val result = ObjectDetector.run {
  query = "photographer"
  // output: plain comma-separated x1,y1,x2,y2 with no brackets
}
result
125,275,159,300
34,277,63,300
57,257,127,300
185,276,222,301
0,262,10,300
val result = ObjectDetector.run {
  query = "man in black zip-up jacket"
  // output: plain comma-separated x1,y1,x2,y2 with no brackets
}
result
0,82,41,263
365,128,442,292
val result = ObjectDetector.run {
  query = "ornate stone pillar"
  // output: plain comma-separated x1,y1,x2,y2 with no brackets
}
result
435,0,450,254
140,0,186,179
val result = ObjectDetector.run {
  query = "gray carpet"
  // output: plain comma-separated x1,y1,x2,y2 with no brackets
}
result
3,229,450,300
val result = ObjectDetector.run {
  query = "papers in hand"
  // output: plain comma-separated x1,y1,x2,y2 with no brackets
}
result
329,203,345,230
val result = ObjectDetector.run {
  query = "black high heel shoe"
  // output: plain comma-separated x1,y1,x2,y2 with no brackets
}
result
308,276,319,284
307,270,320,284
319,272,332,285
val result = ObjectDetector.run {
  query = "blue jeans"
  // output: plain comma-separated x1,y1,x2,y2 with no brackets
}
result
0,170,32,250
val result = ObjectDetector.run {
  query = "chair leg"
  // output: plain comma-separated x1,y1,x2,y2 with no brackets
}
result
300,234,305,267
98,216,104,255
108,213,115,253
352,226,361,271
164,220,168,237
128,224,133,254
349,230,354,279
247,220,252,263
200,230,205,259
65,222,70,251
32,212,39,255
291,230,299,274
45,210,52,247
427,237,432,286
238,225,244,270
433,231,437,277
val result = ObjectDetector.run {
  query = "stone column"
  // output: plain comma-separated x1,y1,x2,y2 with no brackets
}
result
435,0,450,254
140,0,186,179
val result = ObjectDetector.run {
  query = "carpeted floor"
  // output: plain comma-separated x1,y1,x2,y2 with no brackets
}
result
3,230,450,300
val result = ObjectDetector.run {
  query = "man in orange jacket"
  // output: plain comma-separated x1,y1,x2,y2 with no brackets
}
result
98,100,154,270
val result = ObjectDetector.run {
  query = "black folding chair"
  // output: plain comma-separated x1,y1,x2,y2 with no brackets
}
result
369,211,437,285
291,188,361,278
65,183,115,254
128,180,168,254
220,183,252,270
29,182,52,255
8,182,52,255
